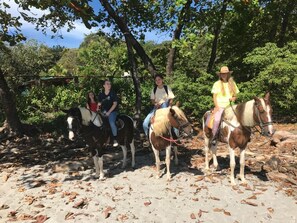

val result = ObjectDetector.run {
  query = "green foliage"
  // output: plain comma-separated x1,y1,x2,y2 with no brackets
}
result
240,42,297,117
170,71,214,118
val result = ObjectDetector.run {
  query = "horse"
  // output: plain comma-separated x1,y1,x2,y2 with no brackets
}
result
63,107,135,180
149,106,193,180
202,92,274,185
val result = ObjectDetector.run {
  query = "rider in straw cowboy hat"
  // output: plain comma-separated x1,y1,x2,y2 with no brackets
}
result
208,66,239,145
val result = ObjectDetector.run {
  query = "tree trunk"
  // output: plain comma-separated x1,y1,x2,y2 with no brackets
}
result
125,36,142,128
277,1,296,48
166,0,191,77
207,0,229,73
0,69,23,134
99,0,157,77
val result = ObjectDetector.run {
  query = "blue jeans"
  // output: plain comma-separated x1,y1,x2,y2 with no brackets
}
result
143,102,168,136
108,111,118,137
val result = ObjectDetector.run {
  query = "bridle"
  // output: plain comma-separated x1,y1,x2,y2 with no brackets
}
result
253,101,274,136
157,111,192,145
171,113,192,136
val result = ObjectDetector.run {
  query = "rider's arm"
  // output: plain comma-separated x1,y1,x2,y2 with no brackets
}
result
106,101,118,116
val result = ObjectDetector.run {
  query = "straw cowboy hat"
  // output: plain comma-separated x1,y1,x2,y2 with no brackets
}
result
217,66,233,75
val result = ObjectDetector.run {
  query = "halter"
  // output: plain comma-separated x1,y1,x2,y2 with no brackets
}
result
171,113,192,136
253,102,274,136
156,111,192,145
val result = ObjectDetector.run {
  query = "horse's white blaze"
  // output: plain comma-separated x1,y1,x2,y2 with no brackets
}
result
67,117,75,140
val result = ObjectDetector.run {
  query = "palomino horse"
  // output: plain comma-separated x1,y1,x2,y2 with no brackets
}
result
202,92,274,185
63,107,135,179
149,106,193,180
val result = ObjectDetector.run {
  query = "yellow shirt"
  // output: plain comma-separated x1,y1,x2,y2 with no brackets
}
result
211,80,239,108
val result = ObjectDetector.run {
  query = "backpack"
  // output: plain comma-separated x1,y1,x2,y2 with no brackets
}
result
153,85,168,95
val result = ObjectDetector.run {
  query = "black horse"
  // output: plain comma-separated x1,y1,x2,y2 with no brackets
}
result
63,107,135,179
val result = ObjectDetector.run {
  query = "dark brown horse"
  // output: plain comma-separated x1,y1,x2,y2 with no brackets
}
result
202,92,274,185
64,107,135,179
149,106,193,180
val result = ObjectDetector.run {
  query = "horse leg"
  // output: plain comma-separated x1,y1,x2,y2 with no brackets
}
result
173,146,178,165
120,145,128,168
130,140,136,168
239,149,246,183
211,144,218,170
228,146,236,185
165,145,172,181
98,156,105,180
204,136,210,170
152,147,161,179
93,155,100,178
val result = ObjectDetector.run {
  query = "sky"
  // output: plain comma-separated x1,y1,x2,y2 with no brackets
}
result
6,0,171,48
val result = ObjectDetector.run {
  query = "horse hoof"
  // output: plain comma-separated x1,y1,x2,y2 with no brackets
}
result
155,175,160,179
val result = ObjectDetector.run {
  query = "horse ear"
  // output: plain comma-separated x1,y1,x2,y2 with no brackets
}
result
62,109,69,114
264,92,270,101
170,108,176,116
175,101,180,107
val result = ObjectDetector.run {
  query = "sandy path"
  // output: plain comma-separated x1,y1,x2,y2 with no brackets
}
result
0,148,296,223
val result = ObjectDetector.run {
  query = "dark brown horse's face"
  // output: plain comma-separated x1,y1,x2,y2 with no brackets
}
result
254,92,274,137
169,107,193,137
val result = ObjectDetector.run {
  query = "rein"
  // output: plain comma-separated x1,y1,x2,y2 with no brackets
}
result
159,135,183,146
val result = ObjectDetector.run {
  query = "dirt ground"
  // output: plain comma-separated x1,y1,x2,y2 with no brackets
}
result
0,123,296,222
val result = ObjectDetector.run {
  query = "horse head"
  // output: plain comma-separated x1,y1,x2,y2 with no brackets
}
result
63,107,82,141
253,92,274,137
169,106,193,137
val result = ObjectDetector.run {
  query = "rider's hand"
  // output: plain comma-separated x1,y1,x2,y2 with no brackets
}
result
154,103,161,109
105,111,110,117
229,97,236,102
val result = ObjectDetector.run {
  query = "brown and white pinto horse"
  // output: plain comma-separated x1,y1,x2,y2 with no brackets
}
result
202,92,274,185
64,107,135,180
149,106,193,180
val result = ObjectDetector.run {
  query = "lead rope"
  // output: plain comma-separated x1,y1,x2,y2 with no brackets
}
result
159,135,183,146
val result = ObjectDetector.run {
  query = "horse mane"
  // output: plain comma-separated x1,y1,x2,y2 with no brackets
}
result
79,107,103,127
223,99,256,127
152,106,187,136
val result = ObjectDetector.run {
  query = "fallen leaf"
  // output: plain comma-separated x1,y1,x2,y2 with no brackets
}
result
34,204,45,208
117,214,129,221
65,212,75,220
3,174,10,182
224,210,231,216
198,209,209,218
247,195,257,200
213,208,224,212
209,196,220,201
190,213,196,219
267,207,274,214
192,198,199,201
73,199,87,209
113,185,124,190
144,201,151,206
196,176,204,181
8,210,17,217
25,195,35,205
33,215,49,223
241,199,258,206
0,204,9,210
102,206,113,219
18,213,34,221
